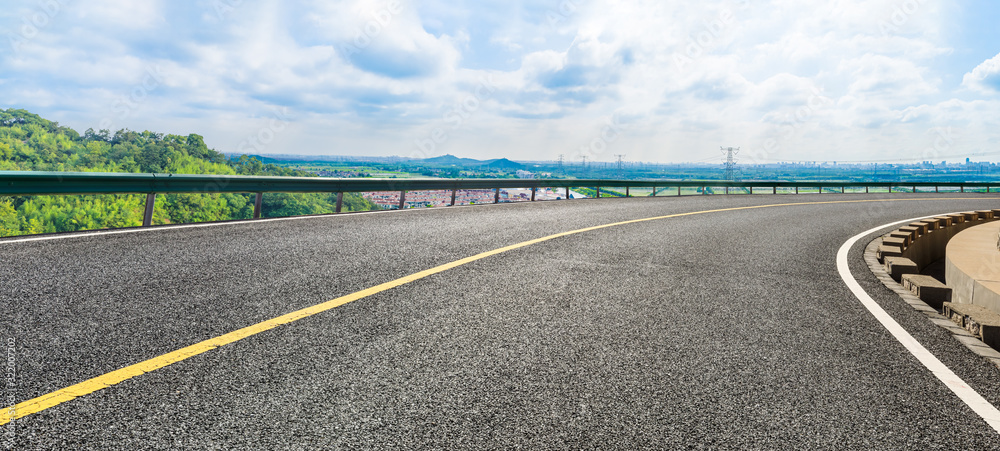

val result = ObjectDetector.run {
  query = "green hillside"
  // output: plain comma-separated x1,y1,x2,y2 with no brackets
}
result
0,109,377,237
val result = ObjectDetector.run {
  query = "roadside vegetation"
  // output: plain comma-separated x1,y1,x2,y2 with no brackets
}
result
0,109,378,237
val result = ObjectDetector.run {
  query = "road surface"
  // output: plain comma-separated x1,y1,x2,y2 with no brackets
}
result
5,193,1000,448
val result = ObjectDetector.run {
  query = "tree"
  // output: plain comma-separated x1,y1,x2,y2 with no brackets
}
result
0,108,378,237
0,200,20,237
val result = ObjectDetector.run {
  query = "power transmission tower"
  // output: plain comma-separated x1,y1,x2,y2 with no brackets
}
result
721,146,740,181
615,154,625,178
557,154,564,170
580,155,588,168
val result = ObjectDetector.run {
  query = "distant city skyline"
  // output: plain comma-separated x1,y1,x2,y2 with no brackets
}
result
2,1,1000,164
253,151,999,168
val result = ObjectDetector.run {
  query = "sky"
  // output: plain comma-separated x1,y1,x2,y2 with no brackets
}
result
2,0,1000,164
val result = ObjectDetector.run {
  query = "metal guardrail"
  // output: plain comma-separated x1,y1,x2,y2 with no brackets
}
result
1,171,997,227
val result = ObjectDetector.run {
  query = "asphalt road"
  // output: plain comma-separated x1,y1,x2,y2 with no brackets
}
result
5,193,1000,449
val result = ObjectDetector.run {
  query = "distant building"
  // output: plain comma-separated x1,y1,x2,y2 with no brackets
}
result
516,170,535,179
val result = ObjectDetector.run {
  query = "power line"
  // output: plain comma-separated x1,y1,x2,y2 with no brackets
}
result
745,150,1000,164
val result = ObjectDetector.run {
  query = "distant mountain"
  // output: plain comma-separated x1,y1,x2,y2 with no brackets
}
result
419,155,527,170
481,158,525,170
420,154,485,165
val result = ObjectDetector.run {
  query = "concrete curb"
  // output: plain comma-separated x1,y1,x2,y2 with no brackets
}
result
946,220,1000,311
865,236,1000,369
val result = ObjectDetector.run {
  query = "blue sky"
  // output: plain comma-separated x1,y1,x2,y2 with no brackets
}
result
2,0,999,164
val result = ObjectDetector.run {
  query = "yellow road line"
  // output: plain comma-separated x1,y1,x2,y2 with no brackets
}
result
0,197,992,424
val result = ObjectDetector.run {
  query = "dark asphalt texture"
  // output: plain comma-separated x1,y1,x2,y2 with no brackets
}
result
5,193,1000,449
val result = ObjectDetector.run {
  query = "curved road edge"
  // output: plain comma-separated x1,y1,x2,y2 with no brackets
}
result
837,214,1000,434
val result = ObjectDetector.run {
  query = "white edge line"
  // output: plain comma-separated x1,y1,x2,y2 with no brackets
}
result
837,213,1000,433
4,195,986,246
8,199,1000,427
0,196,543,246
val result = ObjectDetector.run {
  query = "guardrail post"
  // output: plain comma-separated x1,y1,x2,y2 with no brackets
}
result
143,193,156,227
25,175,999,224
253,192,263,218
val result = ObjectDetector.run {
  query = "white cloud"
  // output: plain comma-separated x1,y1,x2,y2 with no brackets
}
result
842,54,939,103
72,0,166,30
962,53,1000,94
0,0,994,163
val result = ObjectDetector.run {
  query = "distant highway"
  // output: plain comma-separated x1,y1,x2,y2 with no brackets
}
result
5,193,1000,448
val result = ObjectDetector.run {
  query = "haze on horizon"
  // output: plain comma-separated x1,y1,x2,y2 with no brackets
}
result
2,0,999,165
